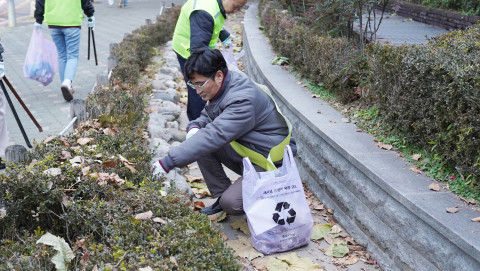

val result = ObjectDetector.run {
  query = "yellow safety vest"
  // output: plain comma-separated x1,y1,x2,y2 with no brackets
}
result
44,0,84,26
230,83,292,171
172,0,226,59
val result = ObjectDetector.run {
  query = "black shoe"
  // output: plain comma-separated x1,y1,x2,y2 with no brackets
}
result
199,198,223,215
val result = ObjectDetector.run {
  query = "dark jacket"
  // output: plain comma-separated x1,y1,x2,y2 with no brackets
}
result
160,70,296,171
34,0,94,25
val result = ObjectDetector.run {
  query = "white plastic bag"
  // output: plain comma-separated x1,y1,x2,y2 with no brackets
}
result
242,145,313,255
23,28,58,86
221,45,244,72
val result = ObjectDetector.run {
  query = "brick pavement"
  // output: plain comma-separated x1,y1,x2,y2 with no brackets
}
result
0,0,183,148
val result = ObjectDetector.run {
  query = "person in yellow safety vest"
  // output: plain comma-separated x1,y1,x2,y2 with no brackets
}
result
172,0,247,121
34,0,95,102
152,48,296,216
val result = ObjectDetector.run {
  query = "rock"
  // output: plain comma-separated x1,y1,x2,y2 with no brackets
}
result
148,112,168,128
158,67,178,77
164,80,178,89
169,129,186,142
166,169,194,201
153,92,178,103
166,121,179,129
157,101,182,118
155,73,173,81
151,79,166,90
150,138,170,157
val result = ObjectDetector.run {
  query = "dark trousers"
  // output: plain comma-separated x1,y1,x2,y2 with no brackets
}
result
197,143,265,216
176,53,207,121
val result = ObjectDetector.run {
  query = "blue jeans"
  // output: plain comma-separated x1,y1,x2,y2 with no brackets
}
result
49,27,81,83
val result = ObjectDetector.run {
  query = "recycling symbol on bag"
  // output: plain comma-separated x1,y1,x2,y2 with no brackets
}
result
272,202,296,225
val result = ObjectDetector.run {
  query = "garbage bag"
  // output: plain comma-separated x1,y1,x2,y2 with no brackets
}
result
242,145,313,255
24,28,58,86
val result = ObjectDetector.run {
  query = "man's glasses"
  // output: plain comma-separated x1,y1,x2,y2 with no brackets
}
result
187,74,214,92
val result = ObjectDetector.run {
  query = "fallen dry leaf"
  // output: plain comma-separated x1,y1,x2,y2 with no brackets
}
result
471,217,480,222
356,129,363,132
169,256,178,267
226,236,263,260
102,160,117,168
58,138,70,147
344,255,360,265
103,127,118,135
135,211,153,220
62,195,69,207
317,110,322,114
119,155,136,173
251,257,269,271
77,137,95,146
446,207,458,213
267,252,321,270
193,201,205,211
467,199,477,205
410,167,422,174
230,218,250,235
153,217,167,224
377,142,393,150
43,135,57,144
209,211,227,222
429,183,441,191
412,153,422,161
185,174,203,183
341,118,350,123
60,151,72,161
331,224,342,234
43,168,61,177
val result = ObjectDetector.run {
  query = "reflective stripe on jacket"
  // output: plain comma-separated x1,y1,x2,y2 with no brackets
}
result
172,0,226,59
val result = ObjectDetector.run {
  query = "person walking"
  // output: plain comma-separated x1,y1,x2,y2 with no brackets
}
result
172,0,247,121
34,0,95,102
152,48,296,216
0,40,8,169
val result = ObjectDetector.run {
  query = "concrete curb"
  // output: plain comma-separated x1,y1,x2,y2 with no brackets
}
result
242,2,480,271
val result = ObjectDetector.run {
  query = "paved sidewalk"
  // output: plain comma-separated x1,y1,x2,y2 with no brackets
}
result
0,0,183,148
361,9,448,45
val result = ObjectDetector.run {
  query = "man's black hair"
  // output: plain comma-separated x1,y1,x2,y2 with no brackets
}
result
184,48,228,80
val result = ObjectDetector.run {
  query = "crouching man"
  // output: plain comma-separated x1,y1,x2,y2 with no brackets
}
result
152,48,296,216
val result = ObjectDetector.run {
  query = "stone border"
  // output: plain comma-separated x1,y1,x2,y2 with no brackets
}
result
384,1,479,30
242,2,480,271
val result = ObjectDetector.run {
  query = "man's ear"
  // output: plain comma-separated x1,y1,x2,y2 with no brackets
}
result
215,70,224,82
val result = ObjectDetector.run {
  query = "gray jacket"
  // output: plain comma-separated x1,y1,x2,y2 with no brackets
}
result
160,70,296,171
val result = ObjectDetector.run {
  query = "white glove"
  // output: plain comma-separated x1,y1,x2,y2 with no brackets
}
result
186,128,199,140
0,61,4,79
152,160,167,178
222,36,234,47
34,22,42,30
88,16,95,30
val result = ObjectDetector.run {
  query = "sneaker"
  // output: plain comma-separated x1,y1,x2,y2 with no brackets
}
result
199,198,223,215
61,79,74,102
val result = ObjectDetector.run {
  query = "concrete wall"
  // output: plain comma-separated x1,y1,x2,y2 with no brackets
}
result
242,2,480,271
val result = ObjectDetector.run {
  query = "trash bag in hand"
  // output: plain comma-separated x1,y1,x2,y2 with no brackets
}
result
24,28,58,86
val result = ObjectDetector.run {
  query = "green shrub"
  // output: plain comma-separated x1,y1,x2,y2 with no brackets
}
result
0,6,241,270
259,1,366,102
111,7,180,85
365,24,480,185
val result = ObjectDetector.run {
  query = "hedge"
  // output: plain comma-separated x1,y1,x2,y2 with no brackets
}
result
258,0,480,191
0,7,241,270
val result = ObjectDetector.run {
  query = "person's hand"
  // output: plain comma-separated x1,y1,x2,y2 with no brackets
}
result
152,160,167,179
222,35,234,47
34,22,42,30
186,128,199,140
88,16,95,30
0,61,4,79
